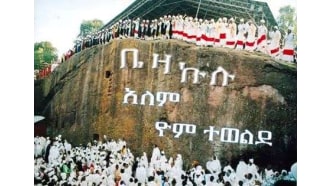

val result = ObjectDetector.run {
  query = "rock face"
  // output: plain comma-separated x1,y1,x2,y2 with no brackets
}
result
34,39,296,170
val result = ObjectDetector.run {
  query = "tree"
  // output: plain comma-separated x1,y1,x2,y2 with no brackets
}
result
79,19,104,37
34,41,58,70
276,5,297,42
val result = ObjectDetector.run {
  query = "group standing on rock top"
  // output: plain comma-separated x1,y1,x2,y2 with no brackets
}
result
71,14,296,64
37,14,296,80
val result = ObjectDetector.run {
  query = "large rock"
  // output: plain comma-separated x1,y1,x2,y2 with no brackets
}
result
34,39,296,170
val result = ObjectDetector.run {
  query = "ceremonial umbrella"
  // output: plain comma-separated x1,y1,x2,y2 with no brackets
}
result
34,115,45,123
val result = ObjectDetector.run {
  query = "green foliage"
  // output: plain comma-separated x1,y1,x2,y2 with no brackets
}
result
276,5,297,41
34,41,58,70
79,19,104,37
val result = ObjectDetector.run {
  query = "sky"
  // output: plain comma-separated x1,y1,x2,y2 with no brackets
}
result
34,0,135,56
35,0,296,57
259,0,297,18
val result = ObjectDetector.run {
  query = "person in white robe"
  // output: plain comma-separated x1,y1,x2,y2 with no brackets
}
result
206,155,222,177
133,18,140,39
236,159,248,182
109,139,117,152
48,143,60,167
34,137,43,158
165,16,171,39
193,165,206,185
214,18,222,47
268,26,281,58
218,18,227,47
147,176,157,186
64,139,72,153
185,17,193,43
207,19,216,46
290,162,297,181
200,19,209,47
208,175,220,186
176,15,184,40
135,164,147,184
256,19,268,53
171,16,178,39
174,154,183,170
225,18,237,49
281,27,295,62
247,159,258,177
245,20,257,52
159,151,168,171
264,166,274,180
223,162,234,174
223,161,237,186
236,19,246,50
151,145,161,164
121,168,131,185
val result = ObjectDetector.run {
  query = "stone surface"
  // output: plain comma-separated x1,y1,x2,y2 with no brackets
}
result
34,39,296,170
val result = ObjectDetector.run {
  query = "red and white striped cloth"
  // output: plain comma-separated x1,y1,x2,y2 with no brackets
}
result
226,40,236,49
245,40,255,51
257,34,266,47
269,47,280,57
281,49,294,62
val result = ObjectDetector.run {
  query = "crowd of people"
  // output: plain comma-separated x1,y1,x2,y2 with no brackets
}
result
71,14,296,64
34,135,297,186
36,14,296,80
